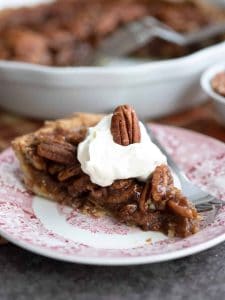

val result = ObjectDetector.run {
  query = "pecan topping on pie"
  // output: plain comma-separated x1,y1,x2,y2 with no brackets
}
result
151,164,174,202
0,0,223,66
13,112,200,238
139,178,152,213
25,145,47,171
139,164,173,212
57,165,81,182
37,140,76,164
167,188,198,219
139,164,198,220
111,105,141,146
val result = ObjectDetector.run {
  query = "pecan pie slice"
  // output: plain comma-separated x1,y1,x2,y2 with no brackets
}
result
12,112,200,237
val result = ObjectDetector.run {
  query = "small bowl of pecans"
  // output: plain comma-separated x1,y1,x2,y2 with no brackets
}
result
201,63,225,125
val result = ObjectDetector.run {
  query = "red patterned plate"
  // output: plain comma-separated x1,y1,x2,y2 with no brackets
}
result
0,125,225,265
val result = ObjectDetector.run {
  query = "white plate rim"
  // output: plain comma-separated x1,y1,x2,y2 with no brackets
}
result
0,226,225,265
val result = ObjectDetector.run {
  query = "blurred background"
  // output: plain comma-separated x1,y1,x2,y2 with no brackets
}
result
2,0,225,119
0,0,225,136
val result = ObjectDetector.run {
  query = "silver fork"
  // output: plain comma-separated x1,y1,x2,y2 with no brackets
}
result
93,16,225,62
144,124,225,214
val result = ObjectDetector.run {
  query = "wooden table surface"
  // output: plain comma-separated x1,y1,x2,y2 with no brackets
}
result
0,100,224,244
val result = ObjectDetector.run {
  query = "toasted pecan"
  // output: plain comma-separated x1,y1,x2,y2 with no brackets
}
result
111,104,141,146
48,163,65,175
37,141,76,164
58,165,81,181
65,128,87,144
139,164,198,219
139,179,152,213
68,174,96,197
25,146,46,171
151,164,174,202
167,188,198,219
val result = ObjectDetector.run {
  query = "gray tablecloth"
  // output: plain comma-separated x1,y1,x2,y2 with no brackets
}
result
0,243,224,300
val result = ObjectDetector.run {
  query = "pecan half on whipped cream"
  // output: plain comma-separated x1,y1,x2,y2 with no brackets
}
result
111,104,141,146
78,104,167,187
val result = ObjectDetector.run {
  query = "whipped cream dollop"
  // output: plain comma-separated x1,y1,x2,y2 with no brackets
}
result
77,115,167,187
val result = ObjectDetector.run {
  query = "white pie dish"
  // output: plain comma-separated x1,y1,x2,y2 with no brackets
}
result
1,0,225,120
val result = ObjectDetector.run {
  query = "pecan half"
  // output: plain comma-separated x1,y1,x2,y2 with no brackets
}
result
111,104,141,146
25,146,46,171
58,165,81,181
139,165,174,212
167,188,198,219
37,141,76,164
106,180,135,204
109,179,134,192
65,127,87,145
48,163,65,175
68,174,96,197
139,180,152,213
151,165,198,219
151,164,174,202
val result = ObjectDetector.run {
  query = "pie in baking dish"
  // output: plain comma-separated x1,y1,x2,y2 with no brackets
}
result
0,0,224,65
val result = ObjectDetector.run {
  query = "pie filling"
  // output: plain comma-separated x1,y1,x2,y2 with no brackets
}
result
0,0,224,66
12,110,200,238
